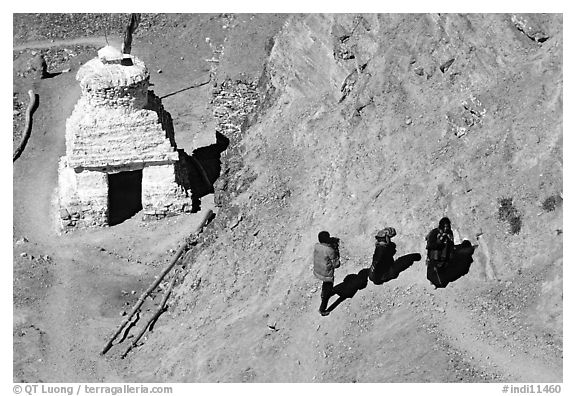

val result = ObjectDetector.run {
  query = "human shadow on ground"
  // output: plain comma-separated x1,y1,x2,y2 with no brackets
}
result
326,268,370,313
326,252,422,313
371,253,422,285
429,241,476,288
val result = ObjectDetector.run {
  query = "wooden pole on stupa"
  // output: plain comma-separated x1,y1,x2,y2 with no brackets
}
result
122,13,141,55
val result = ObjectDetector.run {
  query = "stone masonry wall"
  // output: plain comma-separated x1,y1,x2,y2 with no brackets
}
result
210,79,262,208
83,79,149,109
58,158,108,230
141,164,193,221
77,56,149,109
211,79,260,141
65,97,178,170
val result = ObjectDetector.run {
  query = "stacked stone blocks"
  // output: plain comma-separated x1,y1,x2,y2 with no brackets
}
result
211,80,260,140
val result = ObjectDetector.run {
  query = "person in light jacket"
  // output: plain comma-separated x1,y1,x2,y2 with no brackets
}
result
313,231,341,316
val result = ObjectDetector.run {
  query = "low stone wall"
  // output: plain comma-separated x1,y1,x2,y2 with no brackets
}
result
212,80,260,140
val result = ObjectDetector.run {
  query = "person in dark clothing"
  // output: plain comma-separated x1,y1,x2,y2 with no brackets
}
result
369,227,397,284
313,231,341,316
425,217,455,287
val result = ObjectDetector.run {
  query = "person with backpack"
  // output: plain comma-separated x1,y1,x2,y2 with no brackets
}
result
313,231,341,316
368,227,397,284
425,217,454,287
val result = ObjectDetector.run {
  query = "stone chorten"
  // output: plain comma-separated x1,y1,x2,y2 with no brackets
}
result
57,46,192,229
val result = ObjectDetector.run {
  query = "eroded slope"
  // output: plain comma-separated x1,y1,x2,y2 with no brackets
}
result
124,13,562,382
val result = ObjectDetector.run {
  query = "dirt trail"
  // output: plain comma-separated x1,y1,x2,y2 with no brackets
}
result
13,36,123,52
381,250,562,382
438,292,560,382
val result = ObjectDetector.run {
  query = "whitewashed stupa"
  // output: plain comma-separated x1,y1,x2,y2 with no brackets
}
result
57,46,192,229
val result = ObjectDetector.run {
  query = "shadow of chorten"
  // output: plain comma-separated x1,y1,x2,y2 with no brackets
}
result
175,132,230,199
146,90,230,212
146,91,176,148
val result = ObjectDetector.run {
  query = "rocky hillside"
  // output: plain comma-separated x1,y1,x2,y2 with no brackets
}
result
122,14,562,382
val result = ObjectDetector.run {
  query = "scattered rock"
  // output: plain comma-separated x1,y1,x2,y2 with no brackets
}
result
542,194,562,212
405,117,412,125
15,237,29,245
229,214,243,229
267,320,278,331
440,58,455,73
27,54,48,79
59,208,71,220
511,14,550,43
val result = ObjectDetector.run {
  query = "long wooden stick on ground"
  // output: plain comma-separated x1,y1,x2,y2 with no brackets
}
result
101,209,214,355
117,311,140,344
121,273,177,359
